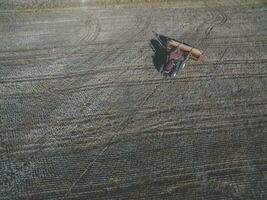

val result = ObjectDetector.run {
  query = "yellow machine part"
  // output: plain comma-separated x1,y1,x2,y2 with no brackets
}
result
167,40,203,58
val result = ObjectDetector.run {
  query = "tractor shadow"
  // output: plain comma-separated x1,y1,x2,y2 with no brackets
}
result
150,39,168,72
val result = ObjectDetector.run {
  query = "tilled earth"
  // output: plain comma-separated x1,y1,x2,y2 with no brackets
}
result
0,0,266,199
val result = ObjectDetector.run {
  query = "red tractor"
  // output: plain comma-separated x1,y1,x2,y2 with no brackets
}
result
153,32,203,78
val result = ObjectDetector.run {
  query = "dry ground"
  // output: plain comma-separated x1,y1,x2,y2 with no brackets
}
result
0,0,266,199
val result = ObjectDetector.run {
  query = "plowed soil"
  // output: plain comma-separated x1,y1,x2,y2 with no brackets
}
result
0,0,266,199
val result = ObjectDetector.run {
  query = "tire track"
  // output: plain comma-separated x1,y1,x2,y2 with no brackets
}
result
7,158,266,199
63,8,180,195
2,2,267,199
1,10,154,197
2,37,267,64
2,31,267,65
1,96,265,132
64,12,156,195
199,10,228,53
2,67,266,99
4,112,266,154
1,58,267,83
0,9,102,198
26,160,267,199
62,4,249,193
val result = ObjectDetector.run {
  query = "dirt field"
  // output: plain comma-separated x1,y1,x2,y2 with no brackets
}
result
0,0,266,199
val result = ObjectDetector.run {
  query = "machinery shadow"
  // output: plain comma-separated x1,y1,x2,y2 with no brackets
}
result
150,39,168,72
